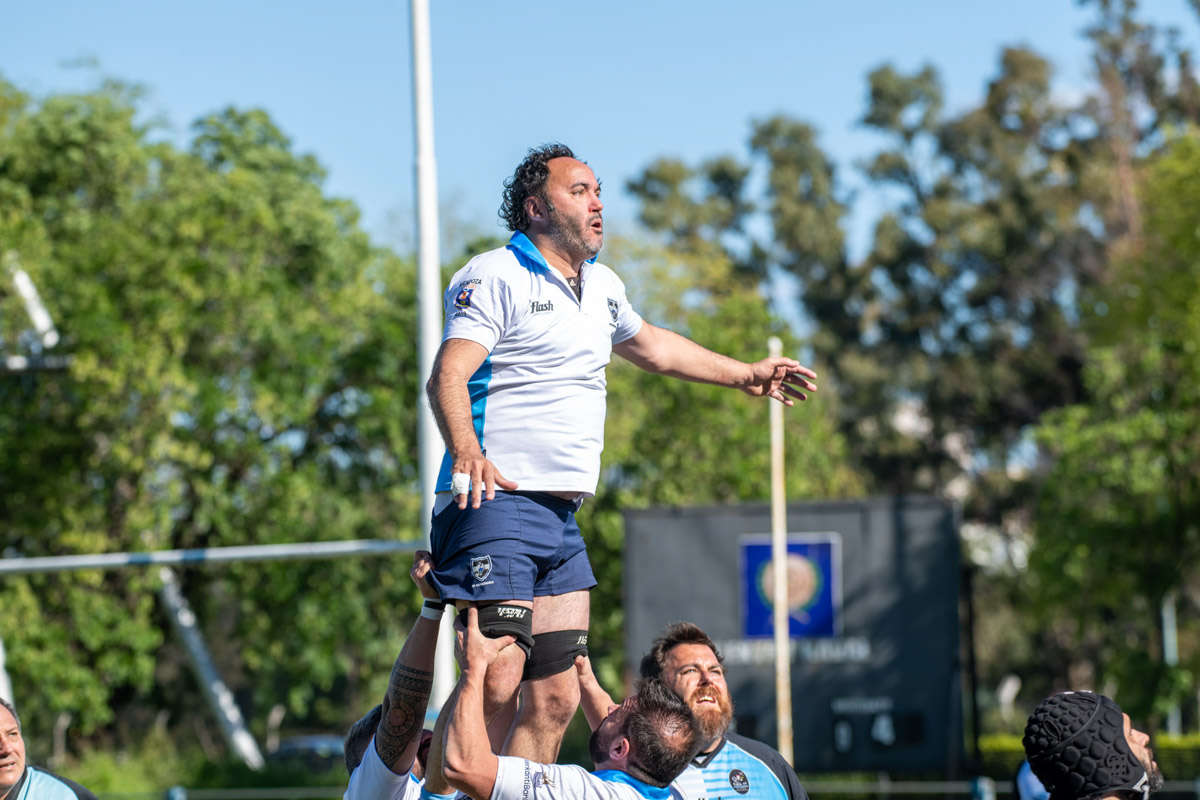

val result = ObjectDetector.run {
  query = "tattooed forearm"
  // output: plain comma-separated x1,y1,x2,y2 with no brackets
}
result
375,662,434,768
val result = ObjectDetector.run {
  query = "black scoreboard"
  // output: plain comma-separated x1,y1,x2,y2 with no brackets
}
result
624,496,964,774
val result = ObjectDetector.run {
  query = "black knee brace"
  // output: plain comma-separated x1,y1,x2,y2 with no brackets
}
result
522,629,589,681
459,604,535,656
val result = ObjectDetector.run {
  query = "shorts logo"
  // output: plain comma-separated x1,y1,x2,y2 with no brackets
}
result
576,635,588,646
607,298,619,322
454,287,474,309
729,769,750,794
470,555,492,582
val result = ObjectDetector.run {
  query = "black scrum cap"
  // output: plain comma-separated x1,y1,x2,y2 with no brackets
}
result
1023,692,1149,800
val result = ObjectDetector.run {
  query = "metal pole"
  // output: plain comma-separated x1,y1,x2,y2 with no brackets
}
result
0,539,421,576
1163,592,1181,735
158,568,264,769
410,0,456,710
768,336,793,765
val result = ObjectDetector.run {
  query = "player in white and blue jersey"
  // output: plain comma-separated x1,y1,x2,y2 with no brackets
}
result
424,144,819,778
640,623,809,800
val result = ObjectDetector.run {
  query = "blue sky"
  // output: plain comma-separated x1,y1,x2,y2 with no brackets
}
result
3,0,1198,261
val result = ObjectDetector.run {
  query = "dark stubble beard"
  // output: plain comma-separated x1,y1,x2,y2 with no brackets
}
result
588,726,610,768
546,202,602,261
1141,749,1164,793
691,688,735,747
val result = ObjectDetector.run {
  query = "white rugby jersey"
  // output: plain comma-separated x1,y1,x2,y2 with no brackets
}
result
435,232,643,496
491,758,683,800
343,736,423,800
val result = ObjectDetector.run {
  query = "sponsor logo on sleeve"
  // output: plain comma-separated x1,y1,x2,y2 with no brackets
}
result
454,286,475,309
607,297,619,322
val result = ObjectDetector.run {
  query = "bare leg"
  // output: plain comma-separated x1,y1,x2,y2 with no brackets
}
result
503,590,589,762
424,600,530,795
487,692,519,752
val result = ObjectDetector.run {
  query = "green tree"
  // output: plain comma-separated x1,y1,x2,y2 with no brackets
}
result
626,1,1199,507
622,0,1200,728
1030,130,1200,722
0,78,424,750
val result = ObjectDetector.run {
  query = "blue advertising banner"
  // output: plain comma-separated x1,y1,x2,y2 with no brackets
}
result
740,534,841,638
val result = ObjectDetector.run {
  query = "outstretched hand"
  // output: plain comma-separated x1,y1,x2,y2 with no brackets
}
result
742,357,817,406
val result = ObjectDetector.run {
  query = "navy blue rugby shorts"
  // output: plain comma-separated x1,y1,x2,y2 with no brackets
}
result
428,491,597,603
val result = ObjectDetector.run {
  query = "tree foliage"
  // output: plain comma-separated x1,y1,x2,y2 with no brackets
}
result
0,77,425,748
623,0,1200,725
1030,130,1200,721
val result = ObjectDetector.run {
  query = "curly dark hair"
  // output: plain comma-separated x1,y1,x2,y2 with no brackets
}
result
499,143,578,232
639,621,724,681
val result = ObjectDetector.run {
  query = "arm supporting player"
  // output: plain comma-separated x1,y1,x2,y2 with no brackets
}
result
612,322,817,405
374,551,442,773
442,607,516,800
573,654,615,732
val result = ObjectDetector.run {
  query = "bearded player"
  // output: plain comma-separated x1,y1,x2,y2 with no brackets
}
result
639,622,809,800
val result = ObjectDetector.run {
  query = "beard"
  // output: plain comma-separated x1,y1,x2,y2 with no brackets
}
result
588,726,610,768
546,203,602,260
690,687,735,745
1141,749,1164,793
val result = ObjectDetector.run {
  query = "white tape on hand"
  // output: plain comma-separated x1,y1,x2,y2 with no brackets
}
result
450,472,472,496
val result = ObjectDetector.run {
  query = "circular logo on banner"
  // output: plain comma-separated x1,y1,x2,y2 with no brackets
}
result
729,769,750,794
759,553,822,621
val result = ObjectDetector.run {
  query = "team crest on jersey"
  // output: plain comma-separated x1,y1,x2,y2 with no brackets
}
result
454,287,475,309
729,769,750,794
470,555,492,581
607,298,619,322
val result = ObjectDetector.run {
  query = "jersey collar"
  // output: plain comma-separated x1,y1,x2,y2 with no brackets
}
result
7,766,28,800
691,736,728,769
507,230,598,274
592,769,671,800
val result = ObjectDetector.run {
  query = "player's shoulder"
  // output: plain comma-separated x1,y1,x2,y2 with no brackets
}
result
27,766,99,800
344,738,413,800
725,731,783,761
452,243,522,280
723,733,808,800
